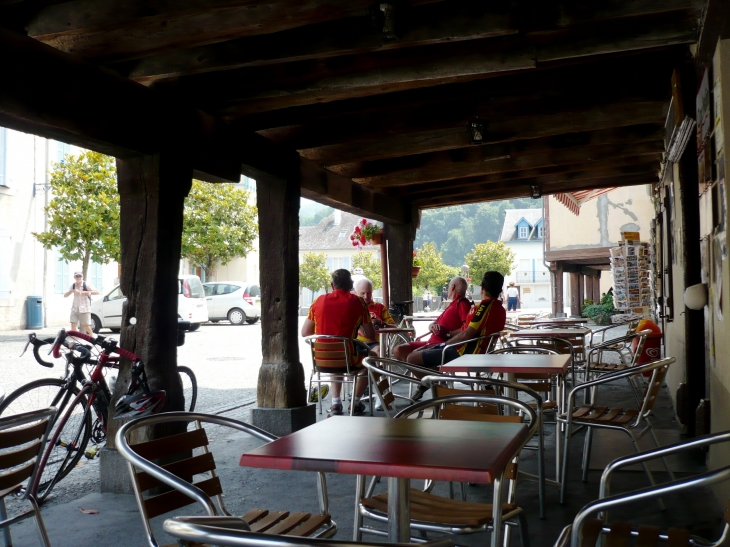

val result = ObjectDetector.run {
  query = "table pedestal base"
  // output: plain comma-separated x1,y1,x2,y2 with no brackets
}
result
388,477,411,542
250,404,316,436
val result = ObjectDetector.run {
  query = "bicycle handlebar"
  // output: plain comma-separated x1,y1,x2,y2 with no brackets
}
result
65,330,140,361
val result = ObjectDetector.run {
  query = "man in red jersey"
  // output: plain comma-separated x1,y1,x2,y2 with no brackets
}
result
302,269,376,415
355,277,396,356
392,276,471,362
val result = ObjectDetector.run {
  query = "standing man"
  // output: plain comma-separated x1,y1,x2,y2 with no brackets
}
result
506,281,520,311
301,269,376,415
422,288,431,312
64,271,99,335
393,277,471,362
354,277,396,356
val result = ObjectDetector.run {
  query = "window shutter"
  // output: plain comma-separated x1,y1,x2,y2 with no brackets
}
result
0,230,11,298
54,254,70,294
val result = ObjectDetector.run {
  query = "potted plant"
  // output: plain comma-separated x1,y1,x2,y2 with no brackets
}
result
581,293,617,325
349,218,382,249
412,251,423,278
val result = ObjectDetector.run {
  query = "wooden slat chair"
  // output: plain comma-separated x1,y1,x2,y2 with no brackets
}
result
164,516,454,547
304,335,371,416
554,430,730,547
116,412,336,547
435,333,502,366
355,394,538,547
360,358,436,417
558,358,676,504
585,330,651,377
587,320,641,354
0,407,57,547
516,314,538,328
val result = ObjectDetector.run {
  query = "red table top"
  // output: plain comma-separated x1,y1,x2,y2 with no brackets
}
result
441,353,571,375
239,416,528,484
510,328,591,337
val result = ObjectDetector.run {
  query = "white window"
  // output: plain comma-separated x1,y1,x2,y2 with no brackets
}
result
0,230,11,299
518,226,528,239
326,256,351,271
0,128,6,187
55,141,72,165
88,262,103,291
538,225,544,238
54,254,72,294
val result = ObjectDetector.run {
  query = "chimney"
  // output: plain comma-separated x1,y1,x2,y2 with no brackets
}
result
333,209,341,225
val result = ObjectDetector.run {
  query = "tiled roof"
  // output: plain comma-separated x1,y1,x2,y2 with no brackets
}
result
299,211,380,251
499,209,543,242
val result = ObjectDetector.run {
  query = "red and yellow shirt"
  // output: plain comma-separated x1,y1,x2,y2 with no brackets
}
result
427,297,471,344
357,302,396,342
308,289,372,338
456,298,506,355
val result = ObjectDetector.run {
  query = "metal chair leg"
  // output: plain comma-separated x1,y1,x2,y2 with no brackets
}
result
581,427,594,482
560,422,572,504
1,498,12,547
27,495,51,547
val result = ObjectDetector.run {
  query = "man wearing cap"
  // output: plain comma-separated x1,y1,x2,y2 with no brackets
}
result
64,272,99,335
506,281,519,311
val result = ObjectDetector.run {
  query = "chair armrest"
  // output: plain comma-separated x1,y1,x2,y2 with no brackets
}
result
441,334,499,364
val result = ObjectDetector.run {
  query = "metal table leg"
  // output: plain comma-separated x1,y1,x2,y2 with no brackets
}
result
387,476,411,543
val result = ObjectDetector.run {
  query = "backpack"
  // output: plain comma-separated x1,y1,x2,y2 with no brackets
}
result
71,282,93,307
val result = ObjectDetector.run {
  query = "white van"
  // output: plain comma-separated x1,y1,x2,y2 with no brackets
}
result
90,274,209,333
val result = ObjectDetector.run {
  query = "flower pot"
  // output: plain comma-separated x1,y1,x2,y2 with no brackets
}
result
412,266,421,278
369,232,383,245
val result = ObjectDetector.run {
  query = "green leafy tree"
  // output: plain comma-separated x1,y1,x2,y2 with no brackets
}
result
352,251,382,290
182,181,258,279
414,242,459,291
464,241,516,282
300,253,330,298
300,206,334,227
33,151,119,278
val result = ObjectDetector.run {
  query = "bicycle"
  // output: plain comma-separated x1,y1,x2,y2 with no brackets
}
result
0,327,197,502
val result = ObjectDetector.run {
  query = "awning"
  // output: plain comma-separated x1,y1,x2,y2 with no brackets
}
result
554,188,616,216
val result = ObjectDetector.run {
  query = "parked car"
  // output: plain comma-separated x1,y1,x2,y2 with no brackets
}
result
90,274,209,333
202,282,260,325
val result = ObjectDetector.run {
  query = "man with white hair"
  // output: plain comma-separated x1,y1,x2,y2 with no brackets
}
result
354,277,396,356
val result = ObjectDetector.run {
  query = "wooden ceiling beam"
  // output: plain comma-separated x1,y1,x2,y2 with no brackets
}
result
300,100,667,165
330,124,664,179
415,173,654,208
116,4,516,83
401,155,661,200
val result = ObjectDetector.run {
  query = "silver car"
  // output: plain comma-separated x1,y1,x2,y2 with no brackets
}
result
203,282,260,325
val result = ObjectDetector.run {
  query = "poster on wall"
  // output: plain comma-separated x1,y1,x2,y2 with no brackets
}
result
697,68,713,189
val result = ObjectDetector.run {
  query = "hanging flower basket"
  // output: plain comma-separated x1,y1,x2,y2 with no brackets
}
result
350,219,382,249
412,266,422,278
412,251,423,278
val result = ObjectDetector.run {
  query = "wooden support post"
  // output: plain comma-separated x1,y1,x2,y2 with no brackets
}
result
593,273,602,303
553,263,564,317
251,168,314,435
380,238,390,309
585,276,595,304
569,272,581,317
385,223,415,310
101,153,192,493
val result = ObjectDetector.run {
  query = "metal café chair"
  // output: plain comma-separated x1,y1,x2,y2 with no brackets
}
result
361,357,437,416
355,393,538,547
164,516,454,547
558,357,676,504
554,430,730,547
0,407,57,547
435,333,502,366
116,412,336,547
304,335,371,415
587,319,640,350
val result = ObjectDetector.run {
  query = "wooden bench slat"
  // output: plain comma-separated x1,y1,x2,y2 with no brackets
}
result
636,525,660,547
267,512,310,535
132,428,208,460
135,452,216,492
579,518,604,547
143,476,222,519
0,439,42,469
606,521,632,547
0,461,35,492
248,511,289,532
0,420,49,449
241,508,269,525
287,514,331,537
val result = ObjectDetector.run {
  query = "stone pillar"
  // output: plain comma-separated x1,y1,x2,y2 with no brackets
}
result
101,153,192,493
385,223,415,309
569,272,581,317
251,173,314,435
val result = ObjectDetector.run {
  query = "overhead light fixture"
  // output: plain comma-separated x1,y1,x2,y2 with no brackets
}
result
467,117,485,144
530,185,542,199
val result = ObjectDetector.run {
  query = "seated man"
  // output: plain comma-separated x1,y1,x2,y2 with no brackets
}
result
301,269,376,415
408,271,507,399
392,276,471,362
355,277,396,356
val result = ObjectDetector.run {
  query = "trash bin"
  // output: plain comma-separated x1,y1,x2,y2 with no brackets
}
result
26,295,43,329
632,319,662,364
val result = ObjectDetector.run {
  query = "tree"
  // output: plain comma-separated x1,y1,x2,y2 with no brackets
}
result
181,180,258,279
33,151,119,279
414,242,459,291
352,251,382,290
464,241,516,281
300,253,330,296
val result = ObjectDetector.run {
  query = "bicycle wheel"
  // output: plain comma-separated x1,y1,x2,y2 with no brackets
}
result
0,379,92,502
177,366,197,412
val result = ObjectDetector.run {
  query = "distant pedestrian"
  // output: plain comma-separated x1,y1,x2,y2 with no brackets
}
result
422,289,431,312
64,272,99,335
506,281,519,311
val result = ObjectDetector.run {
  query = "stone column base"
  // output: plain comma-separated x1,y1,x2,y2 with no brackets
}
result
99,446,133,493
251,404,316,436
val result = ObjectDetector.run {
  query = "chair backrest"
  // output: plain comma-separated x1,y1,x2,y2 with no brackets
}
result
516,314,537,328
304,335,369,374
362,357,436,417
588,329,651,369
0,408,56,499
164,516,455,547
447,333,501,361
117,411,286,547
432,385,499,417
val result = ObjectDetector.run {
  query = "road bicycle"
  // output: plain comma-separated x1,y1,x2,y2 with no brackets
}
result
0,327,196,502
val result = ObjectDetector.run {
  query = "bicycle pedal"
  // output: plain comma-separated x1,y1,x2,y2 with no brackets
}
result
84,446,100,459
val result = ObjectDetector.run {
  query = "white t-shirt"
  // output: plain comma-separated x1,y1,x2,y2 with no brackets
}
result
506,287,519,298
